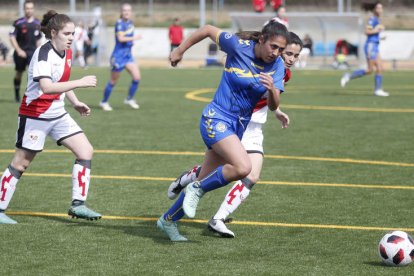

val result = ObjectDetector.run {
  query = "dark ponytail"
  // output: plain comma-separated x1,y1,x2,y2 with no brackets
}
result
236,20,289,43
41,10,72,39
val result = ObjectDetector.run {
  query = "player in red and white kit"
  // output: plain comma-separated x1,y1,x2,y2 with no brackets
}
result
167,32,303,237
0,10,101,224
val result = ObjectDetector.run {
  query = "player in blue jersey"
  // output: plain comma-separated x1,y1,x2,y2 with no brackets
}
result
99,3,142,111
9,1,42,102
157,21,289,241
341,1,388,97
166,32,303,238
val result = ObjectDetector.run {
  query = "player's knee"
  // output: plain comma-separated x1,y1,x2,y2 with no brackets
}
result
234,162,252,179
77,143,93,160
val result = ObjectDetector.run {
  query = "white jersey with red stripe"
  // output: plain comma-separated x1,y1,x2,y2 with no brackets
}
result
250,68,291,124
19,41,72,119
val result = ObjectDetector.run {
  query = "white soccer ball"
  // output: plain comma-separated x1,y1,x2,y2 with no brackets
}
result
378,230,414,266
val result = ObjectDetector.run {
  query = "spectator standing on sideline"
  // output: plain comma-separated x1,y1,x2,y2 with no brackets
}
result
169,18,184,53
9,0,42,102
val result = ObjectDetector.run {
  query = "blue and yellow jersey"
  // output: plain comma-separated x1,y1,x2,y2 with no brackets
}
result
113,19,134,53
212,31,285,119
366,16,381,44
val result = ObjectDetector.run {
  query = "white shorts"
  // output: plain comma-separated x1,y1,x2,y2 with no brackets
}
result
241,121,264,154
16,113,83,152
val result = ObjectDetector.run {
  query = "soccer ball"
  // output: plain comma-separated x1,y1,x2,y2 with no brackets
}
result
378,230,414,266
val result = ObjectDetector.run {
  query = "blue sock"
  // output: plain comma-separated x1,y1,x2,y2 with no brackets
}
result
127,80,139,100
350,69,366,80
102,82,114,103
163,192,185,222
200,166,229,192
375,74,382,91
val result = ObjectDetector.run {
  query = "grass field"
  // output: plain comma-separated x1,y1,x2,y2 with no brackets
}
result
0,66,413,275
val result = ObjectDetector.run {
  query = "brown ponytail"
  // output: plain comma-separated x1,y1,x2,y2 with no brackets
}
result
41,10,72,39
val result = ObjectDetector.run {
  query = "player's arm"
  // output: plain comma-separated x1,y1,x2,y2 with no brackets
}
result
66,90,91,117
9,35,26,58
260,71,281,111
365,24,384,35
169,25,221,66
116,31,141,42
39,75,97,94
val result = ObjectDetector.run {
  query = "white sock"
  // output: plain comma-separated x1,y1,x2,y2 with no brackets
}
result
213,180,250,220
0,166,21,210
72,162,90,202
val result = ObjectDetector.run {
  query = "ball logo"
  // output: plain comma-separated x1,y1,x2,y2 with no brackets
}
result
216,122,227,132
224,33,232,39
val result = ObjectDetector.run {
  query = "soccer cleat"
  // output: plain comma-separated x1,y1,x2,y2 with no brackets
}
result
124,99,139,109
208,218,235,238
99,101,113,111
340,73,350,88
168,166,200,200
156,216,187,242
68,205,102,221
0,213,17,224
167,171,187,200
183,182,205,218
374,89,389,97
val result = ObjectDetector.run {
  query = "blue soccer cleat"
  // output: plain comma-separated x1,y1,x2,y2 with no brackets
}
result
68,205,102,221
156,216,187,242
0,213,17,224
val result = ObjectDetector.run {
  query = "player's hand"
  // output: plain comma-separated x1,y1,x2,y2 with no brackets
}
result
259,72,275,91
274,108,290,129
376,24,385,32
169,47,183,67
73,102,91,117
78,75,97,88
134,34,142,40
17,50,27,58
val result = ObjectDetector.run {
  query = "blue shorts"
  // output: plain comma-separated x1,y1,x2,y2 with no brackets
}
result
110,50,134,72
364,42,379,60
199,104,249,149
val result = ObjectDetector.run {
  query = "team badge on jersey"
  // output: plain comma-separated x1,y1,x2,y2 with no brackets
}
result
67,59,72,68
225,33,232,39
216,122,227,132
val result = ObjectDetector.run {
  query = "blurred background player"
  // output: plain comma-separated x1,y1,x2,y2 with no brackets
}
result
0,10,101,224
9,0,42,102
273,5,289,28
73,21,90,69
99,3,142,111
157,21,288,242
167,32,303,238
297,33,313,68
341,1,389,97
169,18,184,53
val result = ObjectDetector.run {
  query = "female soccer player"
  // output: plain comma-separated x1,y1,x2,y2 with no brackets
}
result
99,3,141,111
167,32,303,238
0,10,101,224
341,1,389,96
157,21,289,241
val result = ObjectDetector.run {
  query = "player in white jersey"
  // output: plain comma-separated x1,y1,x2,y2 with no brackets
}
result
0,10,101,224
73,21,89,68
167,32,303,237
